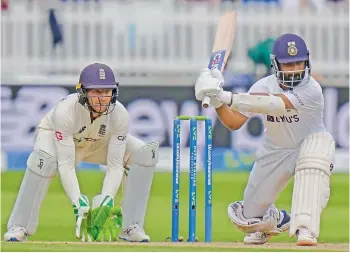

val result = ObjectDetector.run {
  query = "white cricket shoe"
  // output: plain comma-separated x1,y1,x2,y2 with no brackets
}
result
4,227,28,242
296,227,317,246
244,210,290,245
119,224,150,242
244,232,273,245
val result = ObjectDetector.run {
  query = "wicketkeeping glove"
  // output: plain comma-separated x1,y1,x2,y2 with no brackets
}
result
72,195,91,242
88,194,123,242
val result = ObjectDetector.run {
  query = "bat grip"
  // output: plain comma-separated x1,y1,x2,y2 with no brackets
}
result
202,96,211,108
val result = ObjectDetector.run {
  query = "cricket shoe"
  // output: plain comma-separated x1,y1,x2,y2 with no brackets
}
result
244,210,290,245
296,227,317,246
4,226,28,242
119,224,150,242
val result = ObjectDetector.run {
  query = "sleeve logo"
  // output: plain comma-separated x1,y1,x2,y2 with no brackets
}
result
117,135,127,141
55,131,63,141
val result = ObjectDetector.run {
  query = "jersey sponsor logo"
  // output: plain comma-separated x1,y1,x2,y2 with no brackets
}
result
266,114,300,123
55,131,63,141
117,135,127,141
73,137,100,143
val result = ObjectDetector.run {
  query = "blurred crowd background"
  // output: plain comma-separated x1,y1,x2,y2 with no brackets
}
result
1,0,349,172
1,0,349,82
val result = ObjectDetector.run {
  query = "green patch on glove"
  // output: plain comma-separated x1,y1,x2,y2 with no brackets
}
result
88,206,122,241
74,194,123,242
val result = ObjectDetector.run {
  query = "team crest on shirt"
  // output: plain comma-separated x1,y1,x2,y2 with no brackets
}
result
98,124,106,137
287,41,298,56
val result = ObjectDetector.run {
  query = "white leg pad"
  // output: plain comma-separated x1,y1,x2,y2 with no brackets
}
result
290,132,335,238
7,150,57,235
122,142,159,229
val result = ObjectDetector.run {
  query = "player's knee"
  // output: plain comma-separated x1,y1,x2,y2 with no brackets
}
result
296,132,335,174
27,150,58,178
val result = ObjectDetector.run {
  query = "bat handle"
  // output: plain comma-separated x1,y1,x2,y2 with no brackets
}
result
202,96,211,108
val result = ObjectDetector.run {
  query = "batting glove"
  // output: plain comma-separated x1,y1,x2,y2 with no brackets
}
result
195,68,224,102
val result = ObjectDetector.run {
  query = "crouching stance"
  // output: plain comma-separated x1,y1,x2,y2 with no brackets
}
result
4,63,158,242
194,33,335,246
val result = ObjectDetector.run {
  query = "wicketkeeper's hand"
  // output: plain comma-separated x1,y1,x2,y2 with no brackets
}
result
88,194,123,242
72,195,91,242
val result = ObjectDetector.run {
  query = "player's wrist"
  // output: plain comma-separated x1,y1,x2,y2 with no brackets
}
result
211,97,223,109
217,90,232,105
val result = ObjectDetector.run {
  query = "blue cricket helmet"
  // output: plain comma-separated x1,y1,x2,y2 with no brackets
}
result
76,63,119,115
270,33,311,88
79,63,118,89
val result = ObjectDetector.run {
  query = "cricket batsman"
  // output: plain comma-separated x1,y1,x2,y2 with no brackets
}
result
4,63,158,242
194,33,335,246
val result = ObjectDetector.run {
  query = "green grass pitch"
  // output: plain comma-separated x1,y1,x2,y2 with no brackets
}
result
1,171,349,251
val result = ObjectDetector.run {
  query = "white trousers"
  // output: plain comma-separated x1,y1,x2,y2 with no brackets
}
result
243,147,301,218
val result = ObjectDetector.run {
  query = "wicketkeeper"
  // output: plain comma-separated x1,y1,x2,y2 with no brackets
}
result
4,63,158,242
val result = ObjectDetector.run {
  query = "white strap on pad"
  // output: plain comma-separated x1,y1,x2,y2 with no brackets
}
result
290,132,335,238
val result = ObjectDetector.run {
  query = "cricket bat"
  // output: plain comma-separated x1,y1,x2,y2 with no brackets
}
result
202,11,237,108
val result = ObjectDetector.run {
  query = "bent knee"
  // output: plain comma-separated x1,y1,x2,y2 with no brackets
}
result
27,150,57,178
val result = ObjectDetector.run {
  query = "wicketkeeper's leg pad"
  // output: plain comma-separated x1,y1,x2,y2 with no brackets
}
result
7,150,57,235
228,201,279,233
122,142,159,230
290,132,335,238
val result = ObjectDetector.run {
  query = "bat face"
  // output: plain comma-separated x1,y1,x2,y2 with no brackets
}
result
202,11,236,109
208,49,227,72
209,11,236,72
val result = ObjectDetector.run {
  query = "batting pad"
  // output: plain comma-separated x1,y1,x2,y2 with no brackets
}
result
290,132,335,238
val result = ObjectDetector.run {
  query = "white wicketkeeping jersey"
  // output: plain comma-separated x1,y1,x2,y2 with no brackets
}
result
243,75,326,150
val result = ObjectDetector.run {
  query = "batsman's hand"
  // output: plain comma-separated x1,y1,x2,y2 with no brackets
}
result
88,194,123,242
195,68,224,102
72,195,92,242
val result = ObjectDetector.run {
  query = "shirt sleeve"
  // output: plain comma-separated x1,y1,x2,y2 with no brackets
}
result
101,108,129,197
283,83,323,113
239,78,269,118
52,104,81,203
